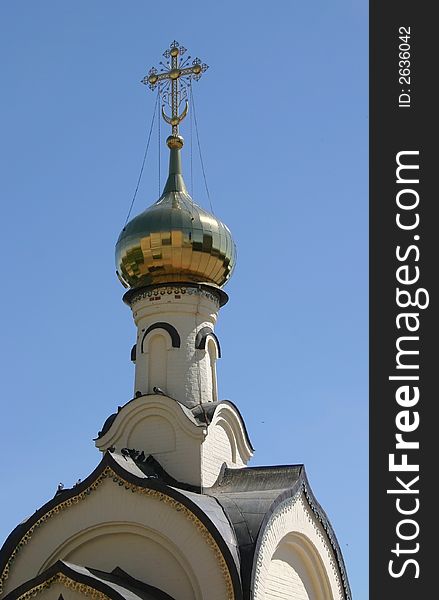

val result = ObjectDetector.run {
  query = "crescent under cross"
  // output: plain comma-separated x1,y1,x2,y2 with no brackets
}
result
142,40,208,139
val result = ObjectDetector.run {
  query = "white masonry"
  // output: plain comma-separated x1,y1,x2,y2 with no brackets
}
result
128,284,221,407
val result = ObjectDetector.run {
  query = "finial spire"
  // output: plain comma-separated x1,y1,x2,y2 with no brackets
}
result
142,41,208,149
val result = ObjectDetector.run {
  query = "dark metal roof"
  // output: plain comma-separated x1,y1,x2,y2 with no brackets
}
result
0,453,351,600
3,561,174,600
88,566,175,600
206,465,303,598
206,464,352,600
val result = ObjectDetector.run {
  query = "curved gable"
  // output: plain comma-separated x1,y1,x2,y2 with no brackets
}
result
95,395,205,486
251,474,351,600
96,394,202,450
201,402,254,487
0,453,241,600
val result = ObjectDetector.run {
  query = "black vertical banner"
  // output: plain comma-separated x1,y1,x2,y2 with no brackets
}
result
370,2,436,598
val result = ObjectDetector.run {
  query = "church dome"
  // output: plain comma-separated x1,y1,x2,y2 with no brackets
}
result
116,143,236,289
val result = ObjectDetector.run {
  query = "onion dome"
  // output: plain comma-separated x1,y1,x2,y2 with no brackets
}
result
116,137,236,289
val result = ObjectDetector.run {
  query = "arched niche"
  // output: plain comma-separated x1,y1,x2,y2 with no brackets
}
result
207,338,219,403
265,533,332,600
140,323,180,352
147,333,167,393
252,493,344,600
40,523,197,600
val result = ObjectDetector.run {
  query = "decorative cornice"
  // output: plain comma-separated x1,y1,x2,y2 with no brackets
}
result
0,456,237,600
123,283,228,309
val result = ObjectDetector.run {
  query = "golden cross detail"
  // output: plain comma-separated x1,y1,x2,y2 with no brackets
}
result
142,41,208,138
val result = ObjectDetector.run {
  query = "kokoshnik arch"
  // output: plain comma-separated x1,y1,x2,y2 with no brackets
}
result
0,41,351,600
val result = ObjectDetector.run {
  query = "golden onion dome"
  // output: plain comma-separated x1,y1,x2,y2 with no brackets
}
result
116,143,236,289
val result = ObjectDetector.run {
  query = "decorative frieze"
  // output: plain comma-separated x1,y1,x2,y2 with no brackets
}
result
128,284,221,309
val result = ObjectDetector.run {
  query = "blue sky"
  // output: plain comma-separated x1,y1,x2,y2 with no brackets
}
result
0,1,368,597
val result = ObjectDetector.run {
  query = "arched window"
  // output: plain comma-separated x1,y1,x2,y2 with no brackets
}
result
207,338,218,403
147,334,167,393
141,322,180,352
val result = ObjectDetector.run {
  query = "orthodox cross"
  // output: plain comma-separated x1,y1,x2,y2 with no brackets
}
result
142,41,208,140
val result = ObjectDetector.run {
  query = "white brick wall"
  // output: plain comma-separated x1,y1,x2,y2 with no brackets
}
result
131,287,219,407
265,558,310,600
202,420,235,487
201,405,253,487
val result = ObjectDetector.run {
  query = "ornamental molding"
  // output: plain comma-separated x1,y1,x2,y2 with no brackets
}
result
302,484,351,600
128,285,221,309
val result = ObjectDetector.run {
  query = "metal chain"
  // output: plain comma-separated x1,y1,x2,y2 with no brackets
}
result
190,85,214,215
190,82,194,197
123,90,159,227
158,86,161,196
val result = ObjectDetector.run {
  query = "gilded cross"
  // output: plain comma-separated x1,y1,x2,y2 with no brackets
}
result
142,41,208,139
